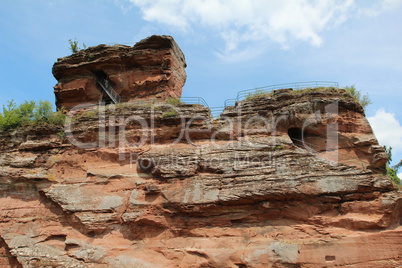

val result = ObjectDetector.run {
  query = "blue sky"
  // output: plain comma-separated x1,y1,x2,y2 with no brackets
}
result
1,0,402,170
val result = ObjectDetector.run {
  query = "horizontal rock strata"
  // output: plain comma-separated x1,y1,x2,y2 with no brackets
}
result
53,35,186,110
0,88,401,266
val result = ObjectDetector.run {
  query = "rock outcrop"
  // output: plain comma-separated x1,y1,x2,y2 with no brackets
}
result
53,35,187,110
219,88,388,171
0,87,401,267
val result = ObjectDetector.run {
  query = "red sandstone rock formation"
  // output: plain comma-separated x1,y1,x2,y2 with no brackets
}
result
0,87,401,267
219,88,388,171
52,35,186,110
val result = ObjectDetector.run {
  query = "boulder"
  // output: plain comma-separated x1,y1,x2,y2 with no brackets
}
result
53,35,187,110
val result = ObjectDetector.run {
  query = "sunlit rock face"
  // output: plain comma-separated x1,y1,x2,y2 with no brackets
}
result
0,38,401,267
52,35,187,110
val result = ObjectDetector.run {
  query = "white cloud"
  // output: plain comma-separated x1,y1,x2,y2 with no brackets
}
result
127,0,402,55
357,0,402,17
368,109,402,152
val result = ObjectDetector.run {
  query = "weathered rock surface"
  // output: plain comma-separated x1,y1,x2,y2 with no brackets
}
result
220,88,388,171
53,35,187,110
1,90,401,266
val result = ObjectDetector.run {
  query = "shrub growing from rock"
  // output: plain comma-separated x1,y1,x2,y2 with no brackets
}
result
0,100,65,130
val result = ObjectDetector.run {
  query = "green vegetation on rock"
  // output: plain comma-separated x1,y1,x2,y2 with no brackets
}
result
244,85,371,112
165,97,182,106
161,108,179,118
68,38,86,54
0,100,65,131
291,86,338,94
245,86,338,101
344,85,371,110
384,146,401,185
245,89,271,100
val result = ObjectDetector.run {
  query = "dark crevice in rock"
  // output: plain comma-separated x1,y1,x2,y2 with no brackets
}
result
38,191,96,237
0,237,22,268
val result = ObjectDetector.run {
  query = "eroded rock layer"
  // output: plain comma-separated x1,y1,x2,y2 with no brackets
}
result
53,35,187,110
0,89,401,267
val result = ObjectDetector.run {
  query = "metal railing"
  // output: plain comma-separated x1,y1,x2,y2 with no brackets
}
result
125,98,165,106
209,106,226,118
224,81,339,107
113,97,209,108
96,78,122,103
113,96,222,117
96,81,339,117
180,97,209,107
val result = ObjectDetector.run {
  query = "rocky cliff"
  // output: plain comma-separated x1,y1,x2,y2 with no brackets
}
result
53,35,187,110
1,88,401,267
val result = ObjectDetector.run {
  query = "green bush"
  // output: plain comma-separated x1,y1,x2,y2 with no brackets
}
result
384,146,401,185
161,108,178,118
0,100,21,129
19,100,36,125
34,100,53,122
165,97,182,106
344,85,371,110
48,109,67,126
0,100,66,131
387,167,400,185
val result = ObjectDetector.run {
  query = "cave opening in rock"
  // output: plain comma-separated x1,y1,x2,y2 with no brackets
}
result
94,69,105,77
288,127,329,153
288,127,304,148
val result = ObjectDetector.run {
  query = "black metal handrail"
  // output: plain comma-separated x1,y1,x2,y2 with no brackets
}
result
224,98,237,107
115,97,209,108
95,81,339,117
224,81,339,107
180,97,209,107
209,106,225,117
